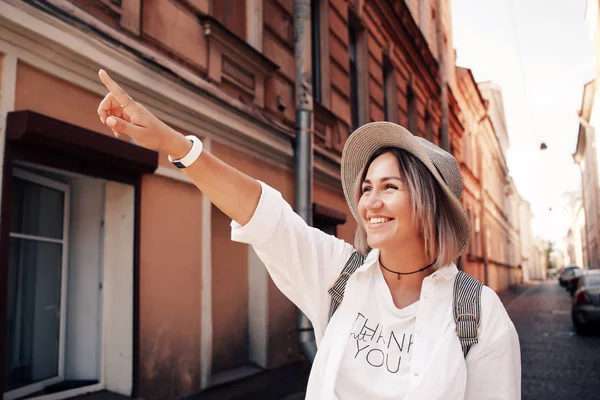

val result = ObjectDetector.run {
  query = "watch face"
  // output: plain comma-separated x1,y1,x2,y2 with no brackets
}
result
173,161,186,169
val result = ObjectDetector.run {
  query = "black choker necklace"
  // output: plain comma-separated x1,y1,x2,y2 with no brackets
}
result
379,258,436,280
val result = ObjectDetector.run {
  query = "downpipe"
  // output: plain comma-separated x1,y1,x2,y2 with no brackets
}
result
293,0,317,363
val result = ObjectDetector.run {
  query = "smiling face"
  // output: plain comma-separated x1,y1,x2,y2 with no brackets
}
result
357,151,422,251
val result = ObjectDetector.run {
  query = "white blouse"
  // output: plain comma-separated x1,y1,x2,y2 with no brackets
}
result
231,182,521,400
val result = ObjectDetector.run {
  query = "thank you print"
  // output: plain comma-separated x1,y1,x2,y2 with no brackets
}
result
349,312,413,374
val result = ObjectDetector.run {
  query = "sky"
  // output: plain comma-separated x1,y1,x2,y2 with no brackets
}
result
451,0,596,249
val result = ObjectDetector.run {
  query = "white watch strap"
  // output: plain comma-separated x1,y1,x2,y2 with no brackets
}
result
168,135,203,168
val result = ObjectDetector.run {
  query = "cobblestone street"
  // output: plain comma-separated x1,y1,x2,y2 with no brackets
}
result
503,281,600,400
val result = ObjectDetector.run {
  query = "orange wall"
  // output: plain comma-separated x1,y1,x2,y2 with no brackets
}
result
210,141,360,368
211,205,250,373
141,0,208,71
314,182,357,244
210,141,304,368
14,63,108,135
0,53,4,104
212,142,300,368
139,174,203,399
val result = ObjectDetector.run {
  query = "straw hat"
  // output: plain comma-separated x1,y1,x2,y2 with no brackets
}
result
341,121,471,258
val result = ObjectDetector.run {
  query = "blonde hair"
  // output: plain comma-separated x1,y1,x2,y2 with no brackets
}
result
353,147,458,269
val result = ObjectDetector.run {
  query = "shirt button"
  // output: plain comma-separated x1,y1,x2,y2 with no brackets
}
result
413,371,420,377
423,292,429,299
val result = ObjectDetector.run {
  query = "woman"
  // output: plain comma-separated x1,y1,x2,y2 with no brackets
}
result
97,70,520,399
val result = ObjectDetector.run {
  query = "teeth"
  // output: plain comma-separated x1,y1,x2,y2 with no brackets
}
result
370,217,390,224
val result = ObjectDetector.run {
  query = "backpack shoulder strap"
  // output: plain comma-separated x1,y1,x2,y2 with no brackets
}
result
453,271,483,358
327,251,366,321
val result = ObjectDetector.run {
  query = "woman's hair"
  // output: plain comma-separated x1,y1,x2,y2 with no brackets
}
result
353,147,458,269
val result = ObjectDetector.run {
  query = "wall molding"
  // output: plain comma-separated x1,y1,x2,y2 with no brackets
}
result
0,0,345,194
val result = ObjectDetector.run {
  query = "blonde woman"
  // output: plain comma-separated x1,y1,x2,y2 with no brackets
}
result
97,70,520,400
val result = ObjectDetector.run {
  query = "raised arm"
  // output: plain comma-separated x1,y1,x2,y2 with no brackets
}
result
97,70,354,328
97,69,261,226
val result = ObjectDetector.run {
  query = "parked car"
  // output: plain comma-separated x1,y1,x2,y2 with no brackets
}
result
559,265,581,288
572,270,600,334
566,268,584,296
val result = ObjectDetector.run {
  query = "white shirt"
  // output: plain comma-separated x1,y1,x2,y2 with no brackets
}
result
231,182,521,400
335,266,417,400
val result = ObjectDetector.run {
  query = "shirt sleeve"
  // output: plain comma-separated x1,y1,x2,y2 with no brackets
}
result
231,181,355,325
463,287,521,400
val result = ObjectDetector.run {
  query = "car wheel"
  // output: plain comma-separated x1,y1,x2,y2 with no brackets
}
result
573,313,588,335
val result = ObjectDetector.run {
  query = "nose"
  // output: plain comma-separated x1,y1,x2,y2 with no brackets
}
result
365,193,383,210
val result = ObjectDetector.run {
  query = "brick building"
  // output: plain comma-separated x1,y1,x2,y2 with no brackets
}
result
0,1,526,399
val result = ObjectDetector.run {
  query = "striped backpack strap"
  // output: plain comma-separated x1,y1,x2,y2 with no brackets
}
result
453,271,483,358
327,251,366,321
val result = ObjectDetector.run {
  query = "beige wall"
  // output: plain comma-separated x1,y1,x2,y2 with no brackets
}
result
139,174,203,399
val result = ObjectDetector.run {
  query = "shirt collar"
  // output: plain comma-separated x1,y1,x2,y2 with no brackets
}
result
357,248,458,280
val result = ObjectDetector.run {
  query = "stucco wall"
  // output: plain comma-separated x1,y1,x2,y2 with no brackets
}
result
139,174,204,399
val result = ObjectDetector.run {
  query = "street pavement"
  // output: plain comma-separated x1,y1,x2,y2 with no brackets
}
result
502,280,600,400
78,281,600,400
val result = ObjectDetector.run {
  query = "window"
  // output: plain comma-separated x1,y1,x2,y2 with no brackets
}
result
313,203,347,237
348,10,367,130
424,110,433,142
4,166,135,400
311,0,322,103
349,24,360,130
407,85,418,134
5,171,69,397
383,56,397,123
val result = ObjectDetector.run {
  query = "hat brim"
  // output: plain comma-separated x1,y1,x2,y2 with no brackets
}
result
341,122,472,259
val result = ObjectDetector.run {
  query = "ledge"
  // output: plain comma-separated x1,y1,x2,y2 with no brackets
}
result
6,110,158,182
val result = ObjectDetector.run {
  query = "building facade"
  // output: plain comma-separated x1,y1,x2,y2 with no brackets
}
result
454,68,525,292
574,80,600,269
0,1,476,399
517,197,536,281
565,195,587,268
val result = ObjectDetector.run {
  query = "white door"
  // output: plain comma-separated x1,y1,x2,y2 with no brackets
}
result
4,169,70,400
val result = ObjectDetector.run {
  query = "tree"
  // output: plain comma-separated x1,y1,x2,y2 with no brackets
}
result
546,241,557,271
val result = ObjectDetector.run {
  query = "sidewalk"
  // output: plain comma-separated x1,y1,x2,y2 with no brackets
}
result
498,281,540,307
69,283,537,400
179,361,310,400
71,391,129,400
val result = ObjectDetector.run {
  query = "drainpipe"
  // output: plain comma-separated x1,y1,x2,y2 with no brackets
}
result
293,0,317,363
435,0,450,152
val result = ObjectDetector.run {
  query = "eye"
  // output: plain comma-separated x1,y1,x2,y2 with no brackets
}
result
385,184,398,190
361,186,372,194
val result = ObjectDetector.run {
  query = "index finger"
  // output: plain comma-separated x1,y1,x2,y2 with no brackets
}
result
98,69,131,106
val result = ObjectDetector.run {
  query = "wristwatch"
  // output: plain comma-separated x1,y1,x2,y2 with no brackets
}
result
168,135,203,168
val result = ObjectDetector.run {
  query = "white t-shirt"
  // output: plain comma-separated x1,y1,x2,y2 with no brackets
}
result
334,266,418,400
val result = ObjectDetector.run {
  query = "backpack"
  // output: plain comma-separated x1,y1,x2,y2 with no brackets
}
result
327,251,483,357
